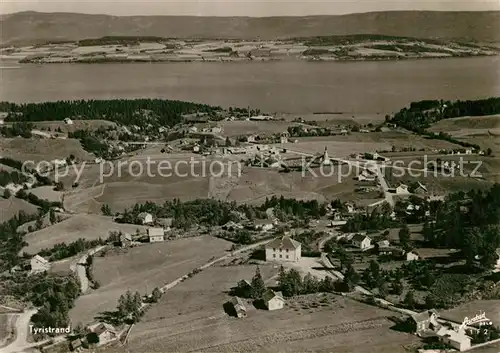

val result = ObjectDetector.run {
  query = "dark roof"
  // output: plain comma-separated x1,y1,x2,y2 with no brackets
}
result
352,234,370,242
262,289,284,303
90,323,116,335
265,236,301,250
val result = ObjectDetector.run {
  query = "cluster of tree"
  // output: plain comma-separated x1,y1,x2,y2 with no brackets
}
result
217,229,254,245
286,125,333,137
260,196,326,221
0,170,28,187
342,203,395,232
116,290,144,323
77,36,167,46
15,189,62,212
0,99,223,129
68,129,110,158
20,274,80,332
0,122,33,138
0,211,37,271
38,237,108,262
361,260,404,298
277,266,336,297
470,325,500,344
117,199,265,228
292,230,324,256
0,157,53,187
423,184,500,271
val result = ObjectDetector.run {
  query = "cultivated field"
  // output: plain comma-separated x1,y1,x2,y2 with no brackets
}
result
33,119,117,134
28,186,63,203
0,137,93,163
427,115,500,135
20,214,149,254
281,113,387,126
440,300,500,326
69,236,232,325
100,265,420,353
0,197,38,223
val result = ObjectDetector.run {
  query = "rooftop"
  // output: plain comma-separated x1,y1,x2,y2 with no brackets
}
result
266,236,301,250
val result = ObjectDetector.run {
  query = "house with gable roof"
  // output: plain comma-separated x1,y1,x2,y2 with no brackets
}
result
265,236,301,262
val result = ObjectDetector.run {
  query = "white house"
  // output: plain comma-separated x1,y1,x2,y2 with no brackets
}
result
137,212,153,225
262,289,285,311
188,126,198,133
0,118,4,125
254,220,274,232
86,323,118,346
406,251,420,261
436,326,471,351
280,136,288,144
211,126,223,134
247,135,257,143
63,117,73,125
377,240,390,249
193,145,200,153
351,234,372,250
396,184,410,195
465,148,473,155
265,236,301,262
148,227,164,242
30,255,50,274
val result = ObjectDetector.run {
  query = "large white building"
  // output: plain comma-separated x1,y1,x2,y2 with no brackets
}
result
265,236,301,262
148,227,165,242
30,255,50,274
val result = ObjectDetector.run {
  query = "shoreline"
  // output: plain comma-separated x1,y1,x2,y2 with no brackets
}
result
8,53,498,65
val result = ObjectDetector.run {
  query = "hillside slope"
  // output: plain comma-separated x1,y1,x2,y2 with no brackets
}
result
1,11,499,45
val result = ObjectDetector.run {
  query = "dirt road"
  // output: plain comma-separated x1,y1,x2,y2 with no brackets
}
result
1,309,37,353
70,245,107,294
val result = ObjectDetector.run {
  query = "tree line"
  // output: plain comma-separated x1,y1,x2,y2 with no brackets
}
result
0,99,223,128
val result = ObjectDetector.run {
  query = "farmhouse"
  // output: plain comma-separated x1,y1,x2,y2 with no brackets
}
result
262,289,285,311
411,309,439,335
247,135,257,143
137,212,153,225
120,233,132,247
30,255,50,274
235,279,253,298
229,296,247,318
70,338,83,351
436,326,471,352
396,184,410,195
406,251,420,261
222,221,243,231
265,236,301,262
376,240,390,250
86,322,118,346
64,117,74,125
253,220,274,232
148,227,164,242
351,234,371,250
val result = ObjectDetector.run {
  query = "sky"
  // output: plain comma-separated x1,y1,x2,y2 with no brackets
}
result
1,0,499,16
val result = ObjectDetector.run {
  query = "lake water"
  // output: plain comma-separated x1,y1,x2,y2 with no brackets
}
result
1,57,499,113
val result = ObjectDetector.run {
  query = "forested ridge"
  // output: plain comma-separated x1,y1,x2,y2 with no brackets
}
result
391,97,500,132
0,99,224,127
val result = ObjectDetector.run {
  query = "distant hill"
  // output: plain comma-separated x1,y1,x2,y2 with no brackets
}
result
1,10,499,45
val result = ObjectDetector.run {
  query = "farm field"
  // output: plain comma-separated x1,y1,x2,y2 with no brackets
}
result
281,112,387,126
102,265,419,353
427,115,500,134
28,186,63,203
32,119,117,134
20,214,149,255
0,137,93,163
0,197,38,223
69,236,232,325
282,131,463,153
0,314,10,342
440,300,500,326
